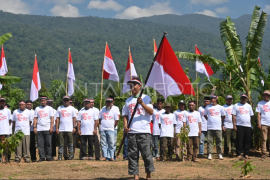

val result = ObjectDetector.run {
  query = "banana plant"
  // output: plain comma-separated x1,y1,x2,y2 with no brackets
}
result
175,6,268,106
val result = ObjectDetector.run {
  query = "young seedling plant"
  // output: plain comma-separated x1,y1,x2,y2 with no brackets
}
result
177,125,190,162
233,160,255,178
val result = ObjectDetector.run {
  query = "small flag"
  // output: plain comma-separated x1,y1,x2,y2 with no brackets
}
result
103,43,119,82
195,45,214,81
30,55,41,101
0,45,8,90
122,48,137,93
258,57,264,86
68,49,75,96
154,39,158,56
146,36,195,99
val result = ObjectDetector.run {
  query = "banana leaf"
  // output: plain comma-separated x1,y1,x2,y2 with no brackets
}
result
0,76,21,84
0,33,12,46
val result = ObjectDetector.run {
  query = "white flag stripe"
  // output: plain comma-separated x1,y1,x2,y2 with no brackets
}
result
68,62,75,96
146,61,182,100
104,56,119,82
196,60,211,81
30,72,41,102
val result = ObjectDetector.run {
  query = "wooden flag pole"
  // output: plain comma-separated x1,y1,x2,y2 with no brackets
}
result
117,32,167,156
153,39,155,57
66,48,70,96
230,72,232,94
196,71,198,109
100,42,106,110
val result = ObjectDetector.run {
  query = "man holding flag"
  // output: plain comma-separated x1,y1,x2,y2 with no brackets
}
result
123,77,154,179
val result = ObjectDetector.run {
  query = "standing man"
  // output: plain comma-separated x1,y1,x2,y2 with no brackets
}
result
232,94,254,159
257,90,270,159
64,100,78,160
99,98,119,161
109,95,121,159
12,100,33,163
77,99,99,160
123,77,154,180
47,99,57,158
173,100,186,161
198,97,210,157
0,97,11,163
223,95,236,157
151,98,165,161
56,96,76,160
26,100,36,162
183,101,201,162
158,102,176,161
204,95,226,160
33,96,54,162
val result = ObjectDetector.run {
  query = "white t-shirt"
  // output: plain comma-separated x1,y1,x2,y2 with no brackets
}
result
204,104,226,130
183,110,202,137
198,106,207,131
0,108,11,135
56,106,76,132
173,109,186,134
77,108,98,135
223,104,234,129
158,113,176,138
12,109,33,135
112,105,120,130
29,109,35,131
123,94,153,134
232,103,254,127
256,100,270,126
6,108,12,135
152,108,165,135
34,106,54,131
99,107,119,131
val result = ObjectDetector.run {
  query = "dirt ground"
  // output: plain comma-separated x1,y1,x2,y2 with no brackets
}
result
0,149,270,179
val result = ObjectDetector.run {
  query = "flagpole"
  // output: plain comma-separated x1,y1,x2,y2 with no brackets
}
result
129,46,132,80
117,32,167,156
66,48,70,96
100,42,106,110
196,71,198,109
230,72,232,94
153,39,155,57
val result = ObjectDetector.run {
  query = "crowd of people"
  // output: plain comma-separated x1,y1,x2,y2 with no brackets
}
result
0,76,270,179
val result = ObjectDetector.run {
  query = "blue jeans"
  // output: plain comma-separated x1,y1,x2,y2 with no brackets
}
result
100,130,115,159
199,131,207,155
152,135,160,157
114,129,117,157
123,133,128,158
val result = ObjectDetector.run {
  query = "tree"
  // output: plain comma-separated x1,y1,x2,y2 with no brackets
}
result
175,6,268,106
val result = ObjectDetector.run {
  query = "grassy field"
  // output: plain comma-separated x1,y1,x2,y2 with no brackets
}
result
0,150,270,179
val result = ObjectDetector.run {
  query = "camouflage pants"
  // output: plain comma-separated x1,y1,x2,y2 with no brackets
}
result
58,132,73,156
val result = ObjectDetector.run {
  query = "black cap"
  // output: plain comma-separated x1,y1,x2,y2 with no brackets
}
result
204,97,211,101
63,96,70,100
0,97,6,101
178,100,186,105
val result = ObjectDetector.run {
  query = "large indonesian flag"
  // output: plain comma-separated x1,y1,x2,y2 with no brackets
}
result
195,45,214,80
122,49,137,93
103,43,119,82
146,37,195,99
0,46,8,89
30,56,41,101
68,49,75,96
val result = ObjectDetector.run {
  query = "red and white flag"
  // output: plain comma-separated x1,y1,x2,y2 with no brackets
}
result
146,36,195,99
0,46,8,89
258,57,264,86
68,49,75,96
122,49,137,93
195,45,214,81
154,39,158,56
103,43,119,82
30,55,41,101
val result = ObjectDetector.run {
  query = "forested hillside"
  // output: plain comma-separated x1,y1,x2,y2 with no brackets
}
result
0,11,269,97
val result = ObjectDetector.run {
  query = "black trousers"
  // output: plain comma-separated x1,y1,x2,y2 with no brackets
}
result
52,132,57,157
64,132,77,158
80,135,94,158
236,126,252,156
30,131,36,161
37,131,52,159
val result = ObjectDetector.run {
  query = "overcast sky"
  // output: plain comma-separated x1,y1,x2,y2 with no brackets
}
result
0,0,269,19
